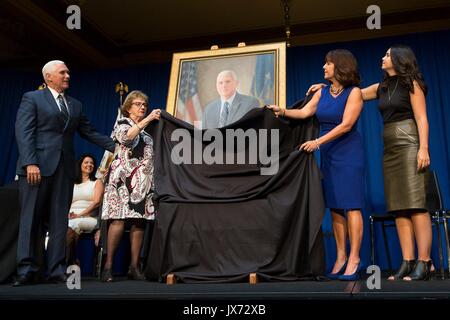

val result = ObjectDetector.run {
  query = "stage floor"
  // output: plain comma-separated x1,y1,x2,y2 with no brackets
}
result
1,277,449,300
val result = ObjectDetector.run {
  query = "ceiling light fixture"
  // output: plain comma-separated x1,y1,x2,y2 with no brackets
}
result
280,0,292,47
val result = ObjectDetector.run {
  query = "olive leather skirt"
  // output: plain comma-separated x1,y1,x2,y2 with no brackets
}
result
383,119,428,213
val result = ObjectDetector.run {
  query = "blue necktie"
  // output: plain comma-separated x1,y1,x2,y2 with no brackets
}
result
219,101,229,127
57,94,69,123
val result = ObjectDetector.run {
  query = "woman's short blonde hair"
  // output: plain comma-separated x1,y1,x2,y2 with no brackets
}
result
121,90,149,117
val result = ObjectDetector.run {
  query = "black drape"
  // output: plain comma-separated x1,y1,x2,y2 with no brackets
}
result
0,182,19,283
145,98,326,283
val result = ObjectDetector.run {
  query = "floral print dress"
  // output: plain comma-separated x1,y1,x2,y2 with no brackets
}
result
102,117,155,220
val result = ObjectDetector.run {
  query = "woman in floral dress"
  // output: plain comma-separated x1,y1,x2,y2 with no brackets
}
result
101,90,161,282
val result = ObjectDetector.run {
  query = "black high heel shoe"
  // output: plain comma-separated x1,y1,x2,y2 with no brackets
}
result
388,260,415,281
403,260,432,281
128,266,145,280
101,268,113,282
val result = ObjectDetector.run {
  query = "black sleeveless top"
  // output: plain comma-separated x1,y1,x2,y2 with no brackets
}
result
377,75,414,124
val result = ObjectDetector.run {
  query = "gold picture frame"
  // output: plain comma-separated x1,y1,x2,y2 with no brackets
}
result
166,42,286,127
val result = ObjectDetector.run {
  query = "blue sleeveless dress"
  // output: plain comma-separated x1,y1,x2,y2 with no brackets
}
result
315,86,364,211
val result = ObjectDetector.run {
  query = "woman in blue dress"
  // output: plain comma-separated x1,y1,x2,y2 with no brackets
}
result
269,49,364,280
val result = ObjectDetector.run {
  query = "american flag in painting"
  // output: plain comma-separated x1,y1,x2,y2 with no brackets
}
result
177,61,203,126
251,53,274,107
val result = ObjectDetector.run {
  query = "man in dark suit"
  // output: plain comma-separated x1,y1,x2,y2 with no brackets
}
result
202,70,260,129
13,60,115,286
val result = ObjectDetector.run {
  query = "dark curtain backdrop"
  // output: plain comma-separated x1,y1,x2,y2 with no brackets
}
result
1,29,449,271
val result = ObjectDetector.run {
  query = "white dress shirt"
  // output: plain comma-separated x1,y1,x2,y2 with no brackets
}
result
48,86,70,116
219,92,236,116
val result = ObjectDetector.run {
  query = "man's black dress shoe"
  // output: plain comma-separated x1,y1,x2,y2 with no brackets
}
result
12,274,35,287
47,274,68,284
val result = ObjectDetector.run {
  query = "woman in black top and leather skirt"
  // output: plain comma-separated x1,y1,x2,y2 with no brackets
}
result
307,45,432,280
362,45,432,281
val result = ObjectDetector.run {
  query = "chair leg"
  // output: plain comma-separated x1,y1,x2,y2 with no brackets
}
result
97,247,104,280
166,273,176,285
249,273,258,284
370,217,375,266
442,212,450,278
433,213,445,280
92,244,100,278
381,222,393,273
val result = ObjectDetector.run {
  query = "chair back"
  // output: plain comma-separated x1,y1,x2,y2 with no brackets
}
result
426,170,443,212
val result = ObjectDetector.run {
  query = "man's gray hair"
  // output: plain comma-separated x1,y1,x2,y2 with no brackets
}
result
217,70,238,81
42,60,65,80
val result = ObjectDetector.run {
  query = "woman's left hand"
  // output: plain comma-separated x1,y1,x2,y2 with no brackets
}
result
300,140,320,153
417,148,430,171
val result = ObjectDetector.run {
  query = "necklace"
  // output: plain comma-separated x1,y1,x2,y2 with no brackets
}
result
388,78,399,101
330,85,343,96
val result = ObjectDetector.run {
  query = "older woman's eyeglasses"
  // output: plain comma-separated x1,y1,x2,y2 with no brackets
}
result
132,101,148,107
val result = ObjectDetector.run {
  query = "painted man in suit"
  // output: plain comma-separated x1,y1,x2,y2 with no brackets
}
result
202,70,260,129
13,60,115,286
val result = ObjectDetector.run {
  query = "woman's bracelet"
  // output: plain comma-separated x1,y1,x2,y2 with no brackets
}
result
315,138,320,150
135,123,143,131
281,108,286,117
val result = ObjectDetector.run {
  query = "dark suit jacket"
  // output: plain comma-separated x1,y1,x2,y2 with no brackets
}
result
202,92,260,129
15,88,115,179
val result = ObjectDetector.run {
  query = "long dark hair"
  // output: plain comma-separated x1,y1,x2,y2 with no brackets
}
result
75,154,97,184
325,49,361,87
380,45,427,95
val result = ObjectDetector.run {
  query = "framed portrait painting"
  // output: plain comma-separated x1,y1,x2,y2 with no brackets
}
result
166,42,286,128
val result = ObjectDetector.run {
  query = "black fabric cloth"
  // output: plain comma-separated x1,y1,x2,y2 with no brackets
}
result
377,75,415,124
0,182,19,283
144,96,326,283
